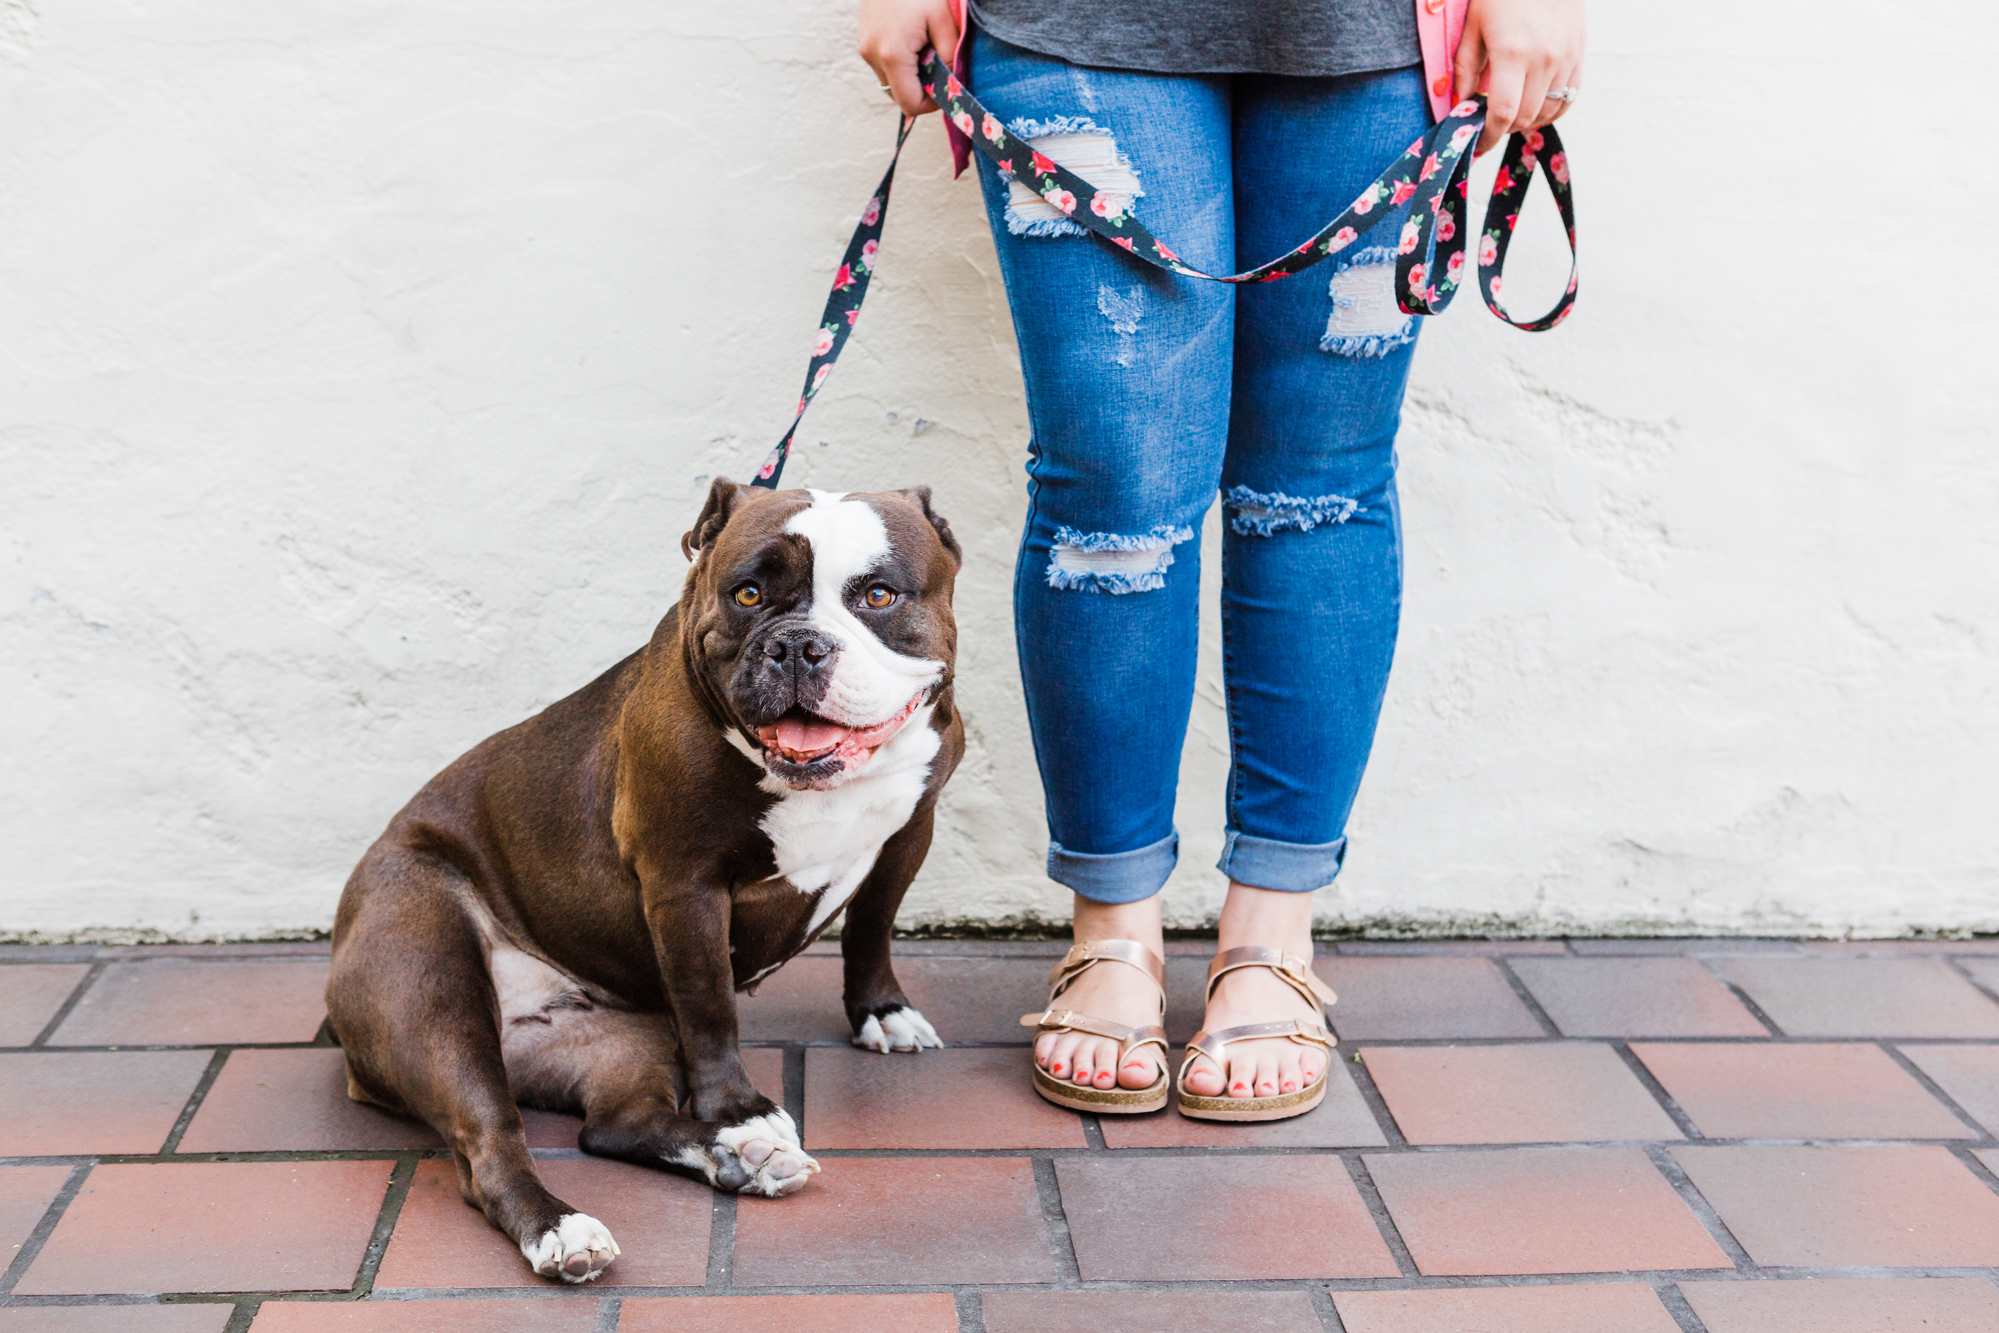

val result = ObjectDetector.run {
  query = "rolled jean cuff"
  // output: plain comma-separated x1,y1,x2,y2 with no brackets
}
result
1049,830,1179,905
1217,830,1348,893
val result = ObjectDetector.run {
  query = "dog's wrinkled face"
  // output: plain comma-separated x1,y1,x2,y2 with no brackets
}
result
681,480,961,790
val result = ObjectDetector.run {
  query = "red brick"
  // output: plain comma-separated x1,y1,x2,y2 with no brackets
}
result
0,1308,233,1332
51,960,330,1046
1509,958,1767,1037
803,1046,1084,1149
1902,1045,1999,1134
0,1051,212,1155
1337,941,1571,955
1361,1044,1682,1144
0,965,90,1046
1,1165,74,1270
1098,1057,1386,1148
621,1294,958,1333
249,1297,601,1331
1334,1283,1682,1333
1313,959,1544,1039
374,1157,710,1289
1366,1147,1730,1275
983,1291,1322,1333
178,1049,439,1152
732,1156,1054,1286
1674,1145,1999,1267
1679,1277,1999,1333
737,955,1052,1045
15,1160,391,1294
1708,959,1999,1037
1054,1154,1396,1281
1633,1043,1971,1140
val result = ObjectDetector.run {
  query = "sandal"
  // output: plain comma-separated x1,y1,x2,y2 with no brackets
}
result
1019,940,1170,1114
1176,946,1339,1123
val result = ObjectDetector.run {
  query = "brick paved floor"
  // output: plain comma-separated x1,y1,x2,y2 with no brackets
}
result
3,938,1999,1331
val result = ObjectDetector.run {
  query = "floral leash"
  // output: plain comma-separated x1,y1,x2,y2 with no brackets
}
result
753,48,1575,488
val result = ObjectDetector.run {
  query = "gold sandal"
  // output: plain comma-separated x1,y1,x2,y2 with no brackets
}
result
1176,946,1338,1122
1019,940,1170,1114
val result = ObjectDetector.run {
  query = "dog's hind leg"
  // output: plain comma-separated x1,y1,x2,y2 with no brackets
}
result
504,997,818,1198
326,856,618,1282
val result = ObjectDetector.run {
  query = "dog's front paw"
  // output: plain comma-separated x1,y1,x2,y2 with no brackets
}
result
521,1212,619,1283
853,1005,942,1052
685,1109,820,1198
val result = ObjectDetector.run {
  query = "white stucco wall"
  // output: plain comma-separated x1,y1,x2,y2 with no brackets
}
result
4,0,1994,941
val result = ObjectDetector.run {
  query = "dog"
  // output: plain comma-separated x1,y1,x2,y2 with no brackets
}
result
325,479,965,1281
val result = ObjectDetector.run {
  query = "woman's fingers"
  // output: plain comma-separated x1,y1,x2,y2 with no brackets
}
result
856,0,960,118
1533,60,1583,128
1478,58,1527,154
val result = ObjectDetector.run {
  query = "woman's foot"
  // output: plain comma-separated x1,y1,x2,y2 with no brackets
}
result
1034,896,1166,1092
1180,882,1327,1100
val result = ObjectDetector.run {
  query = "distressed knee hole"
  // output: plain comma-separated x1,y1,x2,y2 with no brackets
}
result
1321,246,1416,358
1046,524,1192,594
1223,485,1360,537
1000,117,1143,238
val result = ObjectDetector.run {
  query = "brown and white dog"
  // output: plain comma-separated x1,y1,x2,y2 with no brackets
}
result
326,480,964,1282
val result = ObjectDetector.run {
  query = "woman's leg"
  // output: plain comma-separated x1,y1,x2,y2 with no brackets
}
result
969,30,1234,1091
1188,64,1432,1099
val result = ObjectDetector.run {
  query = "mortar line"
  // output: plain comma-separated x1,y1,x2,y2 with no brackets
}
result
596,1294,623,1332
29,959,108,1047
1030,1156,1082,1287
1878,1042,1993,1144
1309,1283,1350,1332
1696,965,1786,1037
1950,1144,1999,1199
1077,1114,1107,1151
1655,1281,1713,1333
1612,1042,1703,1140
1642,1143,1753,1271
1341,1152,1419,1279
0,1161,91,1296
705,1192,738,1290
1492,958,1562,1037
352,1154,421,1296
160,1048,232,1154
221,1302,263,1333
953,1287,986,1333
1342,1052,1408,1148
1947,957,1999,1013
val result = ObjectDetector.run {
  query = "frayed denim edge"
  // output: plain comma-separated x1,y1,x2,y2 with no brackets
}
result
1321,243,1416,358
1319,325,1418,358
999,116,1144,240
1221,486,1360,537
1046,523,1193,594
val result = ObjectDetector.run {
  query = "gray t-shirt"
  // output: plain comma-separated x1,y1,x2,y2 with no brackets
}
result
969,0,1421,79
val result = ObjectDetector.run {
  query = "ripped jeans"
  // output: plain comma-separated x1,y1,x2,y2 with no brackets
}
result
971,30,1428,904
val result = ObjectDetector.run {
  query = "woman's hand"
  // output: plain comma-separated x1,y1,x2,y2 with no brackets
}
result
857,0,962,119
1451,0,1586,154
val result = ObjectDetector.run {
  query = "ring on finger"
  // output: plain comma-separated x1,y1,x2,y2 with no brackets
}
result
1543,86,1580,103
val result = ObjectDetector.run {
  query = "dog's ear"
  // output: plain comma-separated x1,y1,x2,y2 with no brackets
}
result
682,477,750,561
898,485,961,570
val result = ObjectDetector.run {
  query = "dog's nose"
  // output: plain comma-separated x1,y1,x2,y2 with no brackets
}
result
764,628,836,666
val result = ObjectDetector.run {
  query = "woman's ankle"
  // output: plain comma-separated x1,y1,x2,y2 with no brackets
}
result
1070,893,1165,958
1215,879,1315,955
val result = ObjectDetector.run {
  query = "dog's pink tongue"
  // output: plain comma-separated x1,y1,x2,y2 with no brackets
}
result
775,716,850,754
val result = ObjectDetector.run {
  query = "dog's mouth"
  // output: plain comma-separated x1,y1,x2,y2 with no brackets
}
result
754,694,924,777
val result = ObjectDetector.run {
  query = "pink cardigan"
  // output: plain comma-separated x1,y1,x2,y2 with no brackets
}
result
945,0,1471,176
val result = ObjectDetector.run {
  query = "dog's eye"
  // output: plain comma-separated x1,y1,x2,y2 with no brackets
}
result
734,584,762,608
863,584,897,609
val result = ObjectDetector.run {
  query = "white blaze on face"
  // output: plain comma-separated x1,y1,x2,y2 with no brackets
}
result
783,490,944,726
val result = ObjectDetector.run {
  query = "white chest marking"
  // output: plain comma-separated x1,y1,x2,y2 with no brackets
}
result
736,705,940,938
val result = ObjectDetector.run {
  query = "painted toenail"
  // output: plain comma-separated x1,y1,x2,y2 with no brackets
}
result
1282,1081,1296,1091
1051,1063,1063,1074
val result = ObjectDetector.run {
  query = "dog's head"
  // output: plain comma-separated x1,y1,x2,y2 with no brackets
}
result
680,479,961,791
